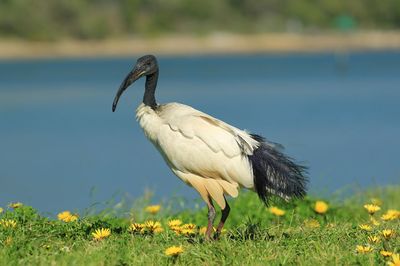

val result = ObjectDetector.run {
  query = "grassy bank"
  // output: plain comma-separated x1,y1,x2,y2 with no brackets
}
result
0,186,399,265
1,0,400,41
1,31,400,60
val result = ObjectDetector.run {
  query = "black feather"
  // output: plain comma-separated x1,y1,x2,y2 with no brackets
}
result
248,134,308,205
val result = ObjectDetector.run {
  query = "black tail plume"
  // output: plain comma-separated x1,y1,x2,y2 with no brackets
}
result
248,134,308,205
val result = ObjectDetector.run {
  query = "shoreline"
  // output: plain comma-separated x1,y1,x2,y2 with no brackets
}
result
1,31,400,60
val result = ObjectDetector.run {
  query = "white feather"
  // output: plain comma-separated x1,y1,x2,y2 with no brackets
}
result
136,102,258,202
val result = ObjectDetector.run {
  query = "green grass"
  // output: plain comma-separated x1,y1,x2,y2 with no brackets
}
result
1,186,399,265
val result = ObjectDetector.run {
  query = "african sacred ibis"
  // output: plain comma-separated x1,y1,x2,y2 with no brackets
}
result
112,55,307,240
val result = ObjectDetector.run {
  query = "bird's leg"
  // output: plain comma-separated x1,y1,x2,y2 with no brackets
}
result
205,198,216,241
214,197,230,239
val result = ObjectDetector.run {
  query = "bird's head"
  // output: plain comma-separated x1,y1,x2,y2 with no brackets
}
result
112,55,158,112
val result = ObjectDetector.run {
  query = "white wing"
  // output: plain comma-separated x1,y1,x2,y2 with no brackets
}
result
137,102,259,208
158,103,259,157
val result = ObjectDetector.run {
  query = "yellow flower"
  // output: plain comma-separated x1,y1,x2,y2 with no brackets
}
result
0,219,17,228
92,228,111,240
9,202,23,209
168,219,182,228
128,223,145,233
57,211,78,222
57,211,70,221
381,210,400,221
368,235,380,243
179,224,197,235
356,245,373,253
314,201,329,214
181,228,196,236
387,254,400,266
370,217,380,226
144,220,162,233
387,209,400,219
359,224,372,231
165,246,184,257
382,214,396,221
145,205,161,214
0,207,3,214
181,223,196,230
304,219,320,228
167,220,183,234
364,204,381,215
381,250,394,257
382,229,395,239
145,220,161,229
269,206,285,216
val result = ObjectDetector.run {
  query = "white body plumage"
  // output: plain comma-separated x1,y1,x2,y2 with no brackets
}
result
136,102,259,209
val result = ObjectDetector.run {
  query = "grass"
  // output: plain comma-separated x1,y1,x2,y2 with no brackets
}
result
0,186,399,265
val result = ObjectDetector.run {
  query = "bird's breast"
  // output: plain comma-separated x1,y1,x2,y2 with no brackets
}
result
135,103,163,144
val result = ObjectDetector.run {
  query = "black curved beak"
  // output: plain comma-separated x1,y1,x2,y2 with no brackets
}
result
112,67,144,112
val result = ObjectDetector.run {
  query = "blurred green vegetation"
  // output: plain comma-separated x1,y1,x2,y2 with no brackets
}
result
1,0,400,41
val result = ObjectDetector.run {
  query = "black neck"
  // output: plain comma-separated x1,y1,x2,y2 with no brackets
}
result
143,70,158,109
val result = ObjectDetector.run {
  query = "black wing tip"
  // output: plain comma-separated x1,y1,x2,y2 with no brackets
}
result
248,134,308,205
250,134,265,142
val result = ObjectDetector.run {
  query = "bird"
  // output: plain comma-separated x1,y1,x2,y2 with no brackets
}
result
112,55,307,240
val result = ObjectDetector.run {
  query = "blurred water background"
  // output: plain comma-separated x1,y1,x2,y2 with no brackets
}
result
1,0,400,214
1,51,399,214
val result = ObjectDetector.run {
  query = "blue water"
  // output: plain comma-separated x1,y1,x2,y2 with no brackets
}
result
1,52,399,214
